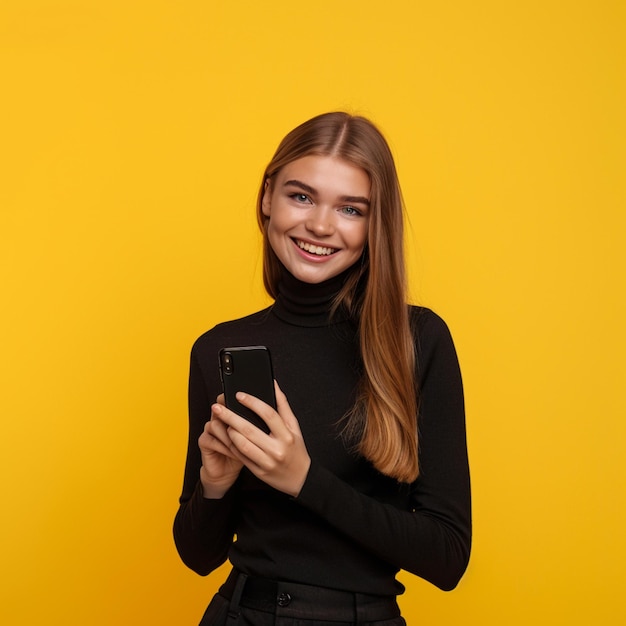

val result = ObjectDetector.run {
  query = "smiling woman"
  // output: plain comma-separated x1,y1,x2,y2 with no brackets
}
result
261,155,370,284
173,112,471,625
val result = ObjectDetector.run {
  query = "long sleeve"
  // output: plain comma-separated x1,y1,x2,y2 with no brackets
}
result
295,310,471,590
173,303,471,594
173,345,240,575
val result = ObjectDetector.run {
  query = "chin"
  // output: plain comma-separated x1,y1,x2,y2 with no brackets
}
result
289,265,338,284
293,271,331,284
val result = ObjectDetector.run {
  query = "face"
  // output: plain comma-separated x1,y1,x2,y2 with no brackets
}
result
261,155,370,284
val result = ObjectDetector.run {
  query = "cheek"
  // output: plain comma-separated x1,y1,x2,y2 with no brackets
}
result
265,215,291,258
266,216,286,242
350,222,369,252
265,205,292,235
265,222,279,251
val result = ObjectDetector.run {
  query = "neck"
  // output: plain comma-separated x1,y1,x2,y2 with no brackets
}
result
271,264,352,327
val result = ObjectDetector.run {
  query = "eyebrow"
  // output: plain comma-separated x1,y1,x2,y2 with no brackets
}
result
283,179,370,206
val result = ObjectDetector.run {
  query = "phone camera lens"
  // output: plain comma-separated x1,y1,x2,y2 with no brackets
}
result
223,353,233,375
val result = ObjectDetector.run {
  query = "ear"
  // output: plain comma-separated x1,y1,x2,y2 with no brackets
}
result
261,179,272,217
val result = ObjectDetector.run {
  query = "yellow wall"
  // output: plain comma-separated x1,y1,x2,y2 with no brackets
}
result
1,1,624,624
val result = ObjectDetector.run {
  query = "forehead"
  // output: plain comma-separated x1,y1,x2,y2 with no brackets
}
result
276,155,370,197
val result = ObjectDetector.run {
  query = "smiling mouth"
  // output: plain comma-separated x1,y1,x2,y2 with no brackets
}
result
294,239,338,256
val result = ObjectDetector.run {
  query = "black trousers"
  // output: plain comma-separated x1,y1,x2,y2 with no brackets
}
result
199,568,406,625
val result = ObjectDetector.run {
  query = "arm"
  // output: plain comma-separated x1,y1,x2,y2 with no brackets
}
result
200,310,471,589
295,310,471,590
173,345,241,575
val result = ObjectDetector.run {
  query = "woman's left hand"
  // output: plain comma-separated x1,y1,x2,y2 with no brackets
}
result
210,381,311,497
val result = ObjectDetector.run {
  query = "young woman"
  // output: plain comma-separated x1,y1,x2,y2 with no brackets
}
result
174,112,471,625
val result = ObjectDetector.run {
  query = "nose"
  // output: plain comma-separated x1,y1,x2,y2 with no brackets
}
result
305,206,335,237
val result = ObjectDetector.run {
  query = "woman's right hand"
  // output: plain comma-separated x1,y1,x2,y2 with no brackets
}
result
198,394,244,499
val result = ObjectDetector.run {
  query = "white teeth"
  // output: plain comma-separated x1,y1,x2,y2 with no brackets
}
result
297,240,335,256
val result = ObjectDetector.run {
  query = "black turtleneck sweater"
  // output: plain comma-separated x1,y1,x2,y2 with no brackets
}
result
174,270,471,595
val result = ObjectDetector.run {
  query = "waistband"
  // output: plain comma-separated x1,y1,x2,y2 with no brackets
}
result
219,568,400,621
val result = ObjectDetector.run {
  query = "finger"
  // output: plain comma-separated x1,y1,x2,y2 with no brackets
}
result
226,427,266,467
199,426,238,459
212,402,271,445
227,393,298,469
273,381,300,431
202,412,241,452
216,393,225,406
233,391,285,436
206,413,232,448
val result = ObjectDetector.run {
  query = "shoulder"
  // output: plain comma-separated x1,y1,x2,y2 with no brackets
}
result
191,306,274,358
409,306,460,374
409,306,454,345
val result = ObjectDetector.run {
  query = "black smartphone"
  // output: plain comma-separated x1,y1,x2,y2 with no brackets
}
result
218,346,276,434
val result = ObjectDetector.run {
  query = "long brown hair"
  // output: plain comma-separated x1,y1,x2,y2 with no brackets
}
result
257,112,418,482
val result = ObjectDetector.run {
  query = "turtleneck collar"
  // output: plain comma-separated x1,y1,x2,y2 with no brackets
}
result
271,264,353,327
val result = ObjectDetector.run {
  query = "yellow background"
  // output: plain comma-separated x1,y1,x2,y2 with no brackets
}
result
1,1,624,624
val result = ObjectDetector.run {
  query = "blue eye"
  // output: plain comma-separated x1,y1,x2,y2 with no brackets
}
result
290,193,310,203
341,206,361,216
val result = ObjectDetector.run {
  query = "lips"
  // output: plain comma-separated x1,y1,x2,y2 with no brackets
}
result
294,239,337,256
